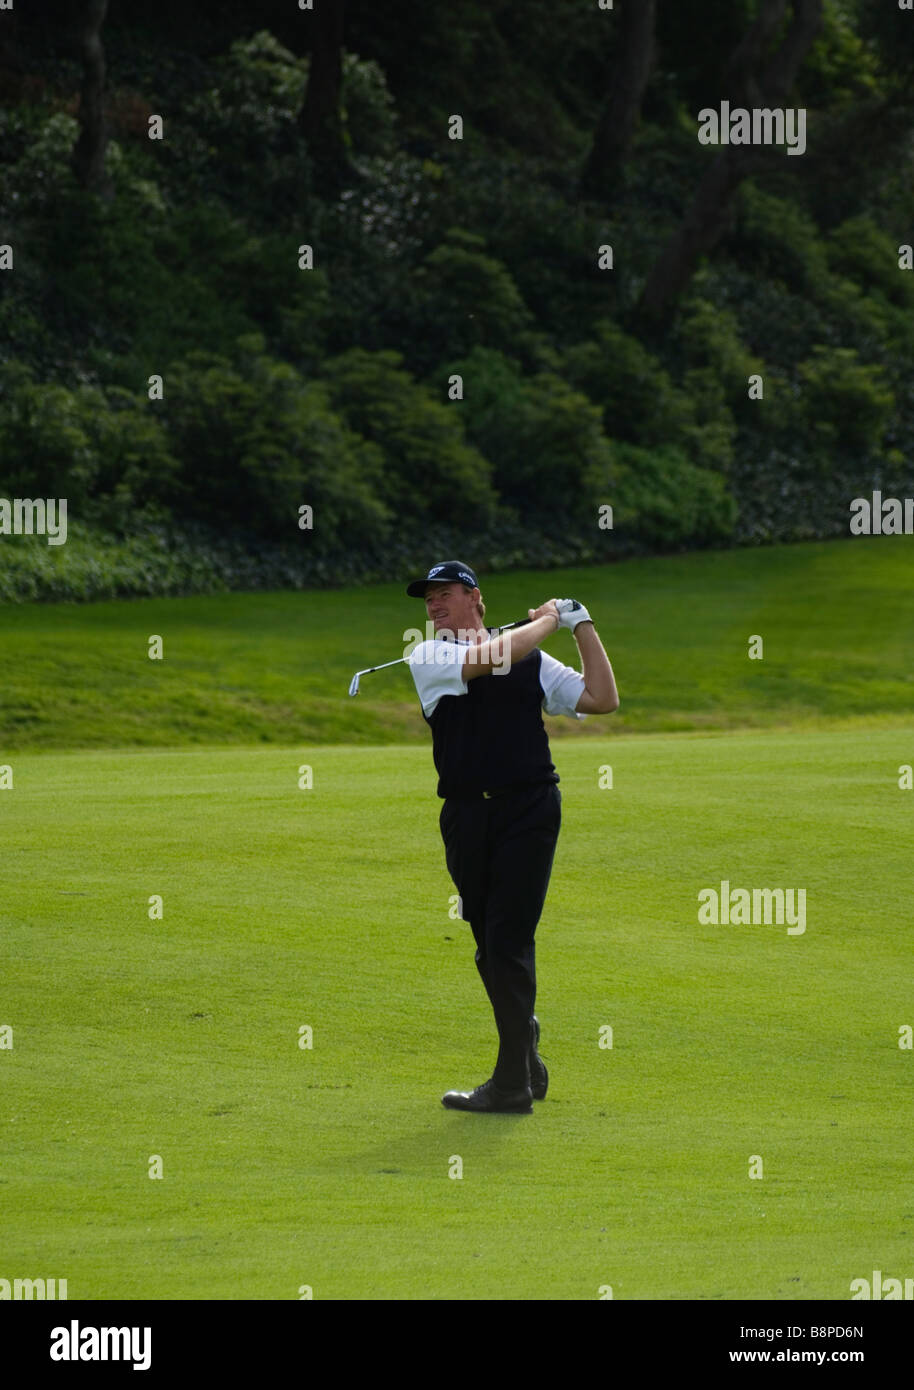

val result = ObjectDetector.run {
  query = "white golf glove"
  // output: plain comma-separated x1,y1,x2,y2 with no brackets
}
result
555,598,592,631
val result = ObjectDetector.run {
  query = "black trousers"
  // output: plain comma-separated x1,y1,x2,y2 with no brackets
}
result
439,782,562,1091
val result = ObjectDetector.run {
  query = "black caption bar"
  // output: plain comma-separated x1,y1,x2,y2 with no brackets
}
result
3,1299,910,1375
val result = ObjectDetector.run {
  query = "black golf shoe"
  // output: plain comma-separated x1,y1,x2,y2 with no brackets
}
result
442,1078,533,1114
530,1016,548,1100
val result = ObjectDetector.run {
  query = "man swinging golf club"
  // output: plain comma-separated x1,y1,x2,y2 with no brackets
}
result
405,560,620,1114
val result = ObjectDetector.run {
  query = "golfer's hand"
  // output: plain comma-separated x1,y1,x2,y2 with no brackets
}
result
528,599,561,631
556,598,593,631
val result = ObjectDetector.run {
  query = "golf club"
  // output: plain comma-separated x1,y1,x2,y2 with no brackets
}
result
348,616,535,697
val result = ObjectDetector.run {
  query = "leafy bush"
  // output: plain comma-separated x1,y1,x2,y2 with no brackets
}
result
173,31,312,218
160,338,391,549
0,513,617,606
389,229,536,376
796,346,894,458
314,154,445,355
826,216,914,312
0,111,81,216
562,320,693,449
431,152,621,340
709,265,831,365
0,521,226,605
342,53,398,158
0,372,179,530
320,346,498,526
734,186,833,302
439,346,613,531
611,443,737,547
0,377,96,504
563,314,740,474
187,30,307,143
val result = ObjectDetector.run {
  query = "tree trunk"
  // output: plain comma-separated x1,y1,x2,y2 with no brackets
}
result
71,0,111,196
299,0,352,193
638,0,824,324
580,0,657,198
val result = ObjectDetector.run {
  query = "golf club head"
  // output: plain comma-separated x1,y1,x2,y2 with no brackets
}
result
348,672,361,697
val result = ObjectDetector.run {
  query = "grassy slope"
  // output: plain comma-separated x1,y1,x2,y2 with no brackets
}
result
2,730,911,1299
1,536,913,751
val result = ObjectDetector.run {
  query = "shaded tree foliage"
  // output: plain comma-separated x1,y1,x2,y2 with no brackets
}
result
639,0,825,323
2,0,914,601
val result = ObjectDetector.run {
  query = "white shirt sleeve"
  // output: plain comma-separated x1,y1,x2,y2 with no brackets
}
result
407,639,468,718
539,650,587,719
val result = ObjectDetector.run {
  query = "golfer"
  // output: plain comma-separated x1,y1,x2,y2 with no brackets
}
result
405,560,620,1113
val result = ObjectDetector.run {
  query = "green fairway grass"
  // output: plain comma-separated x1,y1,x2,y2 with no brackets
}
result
1,536,913,750
2,728,911,1300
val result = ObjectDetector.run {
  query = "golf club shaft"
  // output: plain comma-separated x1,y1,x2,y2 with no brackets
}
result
349,617,533,694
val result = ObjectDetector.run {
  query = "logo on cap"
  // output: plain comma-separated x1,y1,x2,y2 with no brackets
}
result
458,572,475,586
428,565,446,578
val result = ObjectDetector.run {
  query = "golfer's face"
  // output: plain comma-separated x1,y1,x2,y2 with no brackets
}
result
425,583,475,635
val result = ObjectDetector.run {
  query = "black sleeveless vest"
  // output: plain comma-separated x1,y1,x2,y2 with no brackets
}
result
425,647,559,799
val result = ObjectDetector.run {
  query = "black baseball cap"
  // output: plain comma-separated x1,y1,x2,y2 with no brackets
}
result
405,560,479,598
